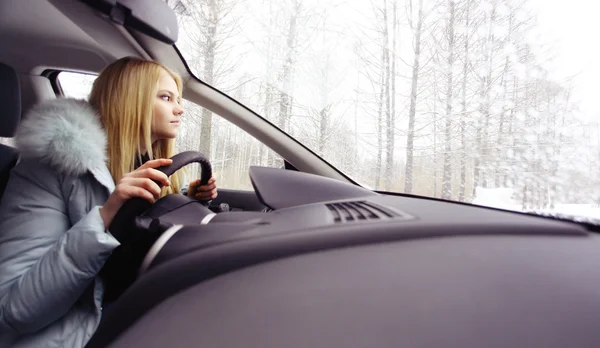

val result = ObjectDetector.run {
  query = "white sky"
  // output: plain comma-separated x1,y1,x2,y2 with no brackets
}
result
531,0,600,119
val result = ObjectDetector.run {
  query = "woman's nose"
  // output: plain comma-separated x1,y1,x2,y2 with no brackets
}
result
175,105,184,116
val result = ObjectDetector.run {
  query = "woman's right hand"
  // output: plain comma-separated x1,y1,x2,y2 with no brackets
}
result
99,158,173,228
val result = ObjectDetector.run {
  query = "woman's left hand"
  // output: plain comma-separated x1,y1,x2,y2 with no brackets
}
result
187,174,218,201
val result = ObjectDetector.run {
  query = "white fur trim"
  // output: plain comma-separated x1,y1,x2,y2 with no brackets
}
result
15,98,107,176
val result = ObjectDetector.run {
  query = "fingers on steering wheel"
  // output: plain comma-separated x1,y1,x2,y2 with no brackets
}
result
190,179,201,188
187,179,200,196
131,177,162,199
206,185,216,192
140,158,173,169
195,188,217,200
130,168,170,187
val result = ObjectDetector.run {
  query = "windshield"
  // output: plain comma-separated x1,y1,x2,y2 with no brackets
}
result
168,0,600,219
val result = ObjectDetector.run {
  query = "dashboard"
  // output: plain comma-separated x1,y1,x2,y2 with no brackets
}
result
88,166,600,348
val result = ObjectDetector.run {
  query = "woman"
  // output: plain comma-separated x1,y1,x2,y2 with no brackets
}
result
0,57,217,347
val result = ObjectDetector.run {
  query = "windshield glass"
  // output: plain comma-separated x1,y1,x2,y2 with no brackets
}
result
169,0,600,218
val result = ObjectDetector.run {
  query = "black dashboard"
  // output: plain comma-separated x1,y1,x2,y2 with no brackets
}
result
88,166,600,348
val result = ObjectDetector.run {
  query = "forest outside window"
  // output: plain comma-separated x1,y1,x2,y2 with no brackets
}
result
169,0,600,218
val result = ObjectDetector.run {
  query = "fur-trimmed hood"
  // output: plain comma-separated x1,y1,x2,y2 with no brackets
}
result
15,98,107,176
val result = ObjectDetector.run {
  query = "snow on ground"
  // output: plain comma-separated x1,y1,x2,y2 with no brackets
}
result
545,204,600,219
472,187,600,219
472,187,521,211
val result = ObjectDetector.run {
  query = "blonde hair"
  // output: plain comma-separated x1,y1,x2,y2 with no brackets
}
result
89,57,184,196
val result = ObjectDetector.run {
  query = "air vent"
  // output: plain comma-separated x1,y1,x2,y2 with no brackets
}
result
326,201,400,223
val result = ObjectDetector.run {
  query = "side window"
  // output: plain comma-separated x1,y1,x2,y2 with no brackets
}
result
56,71,281,190
0,138,14,146
57,71,96,99
175,100,282,190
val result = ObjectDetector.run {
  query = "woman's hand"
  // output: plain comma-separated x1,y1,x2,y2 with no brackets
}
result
187,174,218,201
99,158,173,228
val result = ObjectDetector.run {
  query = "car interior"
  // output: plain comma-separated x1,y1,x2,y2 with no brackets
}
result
2,1,600,347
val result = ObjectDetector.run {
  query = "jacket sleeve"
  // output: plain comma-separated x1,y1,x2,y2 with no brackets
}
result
0,161,120,334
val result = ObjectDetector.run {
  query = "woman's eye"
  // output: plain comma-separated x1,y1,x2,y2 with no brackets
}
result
160,95,171,101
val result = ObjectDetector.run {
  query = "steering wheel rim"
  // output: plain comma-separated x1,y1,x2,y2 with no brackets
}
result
108,151,212,242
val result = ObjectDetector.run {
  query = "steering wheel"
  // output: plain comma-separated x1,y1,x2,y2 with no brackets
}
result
108,151,212,240
100,151,212,302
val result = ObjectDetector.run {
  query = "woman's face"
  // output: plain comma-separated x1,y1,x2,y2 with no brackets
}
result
151,69,184,141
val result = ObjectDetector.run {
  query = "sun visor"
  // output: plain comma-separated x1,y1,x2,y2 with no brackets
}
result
80,0,179,44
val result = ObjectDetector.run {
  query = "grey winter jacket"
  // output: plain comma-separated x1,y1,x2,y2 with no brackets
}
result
0,98,120,347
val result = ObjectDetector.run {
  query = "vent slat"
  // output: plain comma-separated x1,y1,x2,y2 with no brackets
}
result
341,202,365,220
327,204,342,222
361,202,394,218
326,201,398,224
348,202,376,219
338,204,354,221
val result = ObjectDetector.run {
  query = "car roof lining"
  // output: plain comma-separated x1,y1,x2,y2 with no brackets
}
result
1,1,117,74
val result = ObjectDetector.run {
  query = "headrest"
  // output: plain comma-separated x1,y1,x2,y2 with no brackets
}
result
0,62,21,137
